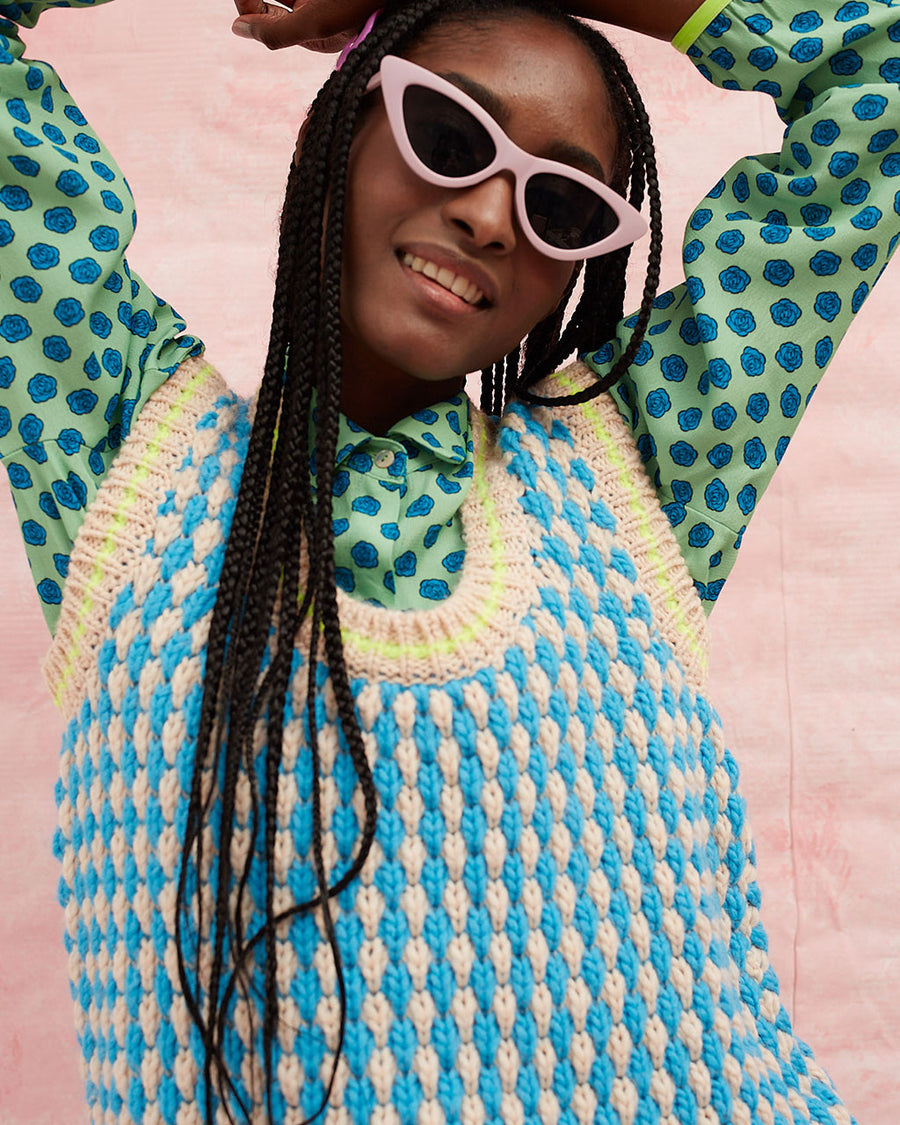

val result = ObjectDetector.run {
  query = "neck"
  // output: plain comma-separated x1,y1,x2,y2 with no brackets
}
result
339,339,467,435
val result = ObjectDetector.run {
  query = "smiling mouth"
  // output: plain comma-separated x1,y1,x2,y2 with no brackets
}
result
400,252,489,307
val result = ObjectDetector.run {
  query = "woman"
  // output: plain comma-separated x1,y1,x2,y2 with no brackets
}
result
1,0,897,1120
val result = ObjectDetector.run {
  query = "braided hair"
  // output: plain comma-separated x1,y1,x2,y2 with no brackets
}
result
175,0,663,1120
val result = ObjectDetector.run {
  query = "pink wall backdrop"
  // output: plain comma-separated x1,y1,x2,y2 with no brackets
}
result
1,2,898,1121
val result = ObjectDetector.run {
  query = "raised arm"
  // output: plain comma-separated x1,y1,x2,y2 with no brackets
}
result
0,1,204,630
583,0,900,607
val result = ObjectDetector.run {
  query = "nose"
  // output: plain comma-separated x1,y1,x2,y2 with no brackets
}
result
442,172,518,253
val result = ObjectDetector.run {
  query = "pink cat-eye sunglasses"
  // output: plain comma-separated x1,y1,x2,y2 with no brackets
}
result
365,54,648,261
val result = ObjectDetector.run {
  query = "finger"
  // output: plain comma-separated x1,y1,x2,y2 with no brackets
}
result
232,0,378,51
232,16,353,53
233,0,267,15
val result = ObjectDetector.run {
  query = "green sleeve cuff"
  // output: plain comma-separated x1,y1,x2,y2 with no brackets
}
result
672,0,734,53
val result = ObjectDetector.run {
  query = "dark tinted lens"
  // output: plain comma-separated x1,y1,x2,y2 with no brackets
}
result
524,173,618,250
402,84,496,177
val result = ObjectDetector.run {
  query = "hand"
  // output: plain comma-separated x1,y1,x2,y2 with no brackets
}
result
232,0,381,52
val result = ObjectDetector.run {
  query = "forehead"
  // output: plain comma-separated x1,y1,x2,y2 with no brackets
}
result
404,16,619,178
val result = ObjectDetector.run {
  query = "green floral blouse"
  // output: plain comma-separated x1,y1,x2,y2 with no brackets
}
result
1,0,898,631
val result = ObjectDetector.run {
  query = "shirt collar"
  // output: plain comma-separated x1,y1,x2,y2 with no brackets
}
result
314,393,471,472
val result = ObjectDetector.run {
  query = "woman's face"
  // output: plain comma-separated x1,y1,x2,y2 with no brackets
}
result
338,16,620,422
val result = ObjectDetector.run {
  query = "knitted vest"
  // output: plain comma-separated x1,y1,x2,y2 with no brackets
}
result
45,356,851,1125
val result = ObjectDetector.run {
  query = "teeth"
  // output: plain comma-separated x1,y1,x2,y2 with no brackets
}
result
402,252,485,306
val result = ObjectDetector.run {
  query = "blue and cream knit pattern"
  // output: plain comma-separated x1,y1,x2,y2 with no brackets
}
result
45,356,851,1125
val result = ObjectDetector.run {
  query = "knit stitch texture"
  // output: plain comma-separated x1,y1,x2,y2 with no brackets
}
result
45,356,851,1125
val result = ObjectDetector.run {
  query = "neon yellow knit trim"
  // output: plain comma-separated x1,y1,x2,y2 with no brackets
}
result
672,0,734,53
554,371,706,668
52,364,216,707
340,424,507,660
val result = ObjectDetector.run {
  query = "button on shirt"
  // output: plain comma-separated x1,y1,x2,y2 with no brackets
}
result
312,395,473,608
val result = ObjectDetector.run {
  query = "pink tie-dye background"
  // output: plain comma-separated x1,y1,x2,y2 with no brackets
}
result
1,3,897,1121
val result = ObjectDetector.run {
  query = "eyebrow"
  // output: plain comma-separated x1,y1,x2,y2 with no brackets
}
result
438,70,609,183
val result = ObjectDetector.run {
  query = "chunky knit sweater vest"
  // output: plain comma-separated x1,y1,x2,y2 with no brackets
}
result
44,356,851,1125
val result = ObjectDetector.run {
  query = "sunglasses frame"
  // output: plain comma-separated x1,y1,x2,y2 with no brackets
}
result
365,55,648,261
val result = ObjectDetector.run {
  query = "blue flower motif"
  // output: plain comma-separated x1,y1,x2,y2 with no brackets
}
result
70,257,101,284
66,389,98,415
726,308,756,337
407,495,434,518
22,518,46,545
420,579,451,601
719,266,750,293
89,225,119,252
811,119,840,146
0,315,31,343
781,385,801,418
869,128,897,153
7,462,32,489
810,250,841,275
737,484,757,515
814,290,842,321
55,170,88,197
708,358,732,389
771,300,801,327
688,522,714,548
27,374,57,403
661,356,687,382
37,579,62,605
645,389,671,418
743,438,767,469
91,160,116,183
11,276,41,303
716,230,744,254
776,342,804,372
746,393,770,422
740,348,766,376
853,93,888,121
763,259,794,286
350,541,378,568
54,298,84,327
670,441,698,467
352,495,381,516
0,184,31,211
395,551,417,577
43,335,71,363
790,37,823,63
828,151,859,178
831,49,864,76
442,551,465,574
704,479,728,513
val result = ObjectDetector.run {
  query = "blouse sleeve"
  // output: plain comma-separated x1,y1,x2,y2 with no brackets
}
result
586,0,900,610
0,1,204,631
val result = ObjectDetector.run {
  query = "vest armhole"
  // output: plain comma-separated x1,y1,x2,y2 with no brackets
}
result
526,361,710,692
44,355,233,715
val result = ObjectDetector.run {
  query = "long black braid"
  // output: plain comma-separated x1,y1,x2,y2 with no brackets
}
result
175,1,664,1121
